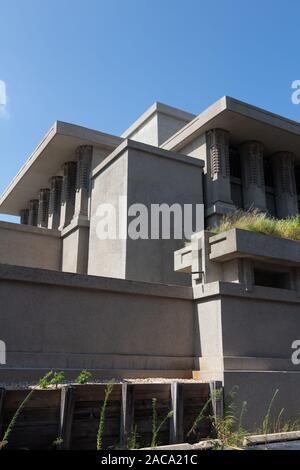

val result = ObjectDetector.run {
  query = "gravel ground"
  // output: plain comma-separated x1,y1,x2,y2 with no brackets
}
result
1,377,202,390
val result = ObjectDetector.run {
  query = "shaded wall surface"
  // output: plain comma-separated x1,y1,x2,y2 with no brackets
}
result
195,281,300,429
0,264,196,383
0,221,61,271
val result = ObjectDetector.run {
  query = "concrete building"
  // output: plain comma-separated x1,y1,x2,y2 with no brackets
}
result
1,96,300,427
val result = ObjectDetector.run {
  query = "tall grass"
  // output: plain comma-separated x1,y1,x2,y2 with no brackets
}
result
187,388,247,449
262,389,279,435
96,381,114,451
127,425,139,450
151,398,173,448
187,394,213,439
212,209,300,241
0,371,53,450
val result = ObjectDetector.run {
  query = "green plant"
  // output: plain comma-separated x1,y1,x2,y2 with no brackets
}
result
127,425,139,450
52,437,64,448
50,371,65,389
187,394,214,438
0,371,53,450
262,389,279,435
75,370,92,385
238,401,247,434
97,381,115,450
212,209,300,241
38,370,53,389
151,398,174,448
213,389,247,449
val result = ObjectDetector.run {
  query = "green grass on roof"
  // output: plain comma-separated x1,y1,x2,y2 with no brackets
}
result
211,209,300,241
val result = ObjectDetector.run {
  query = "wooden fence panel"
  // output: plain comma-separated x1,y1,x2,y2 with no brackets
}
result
0,382,218,449
180,383,212,444
124,384,172,448
0,389,61,450
70,384,122,450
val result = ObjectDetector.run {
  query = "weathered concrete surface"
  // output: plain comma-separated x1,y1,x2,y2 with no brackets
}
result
122,102,195,147
193,281,300,429
61,218,89,274
141,439,221,450
244,430,300,447
0,263,195,383
209,228,300,265
89,139,204,285
0,221,61,271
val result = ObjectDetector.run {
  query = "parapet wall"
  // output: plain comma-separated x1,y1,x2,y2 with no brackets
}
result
0,221,61,271
0,263,195,383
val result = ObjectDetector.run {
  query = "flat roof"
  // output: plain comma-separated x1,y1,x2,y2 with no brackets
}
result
0,121,122,215
162,96,300,159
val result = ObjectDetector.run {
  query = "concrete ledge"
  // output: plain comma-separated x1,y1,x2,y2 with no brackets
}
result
4,351,195,371
0,220,60,238
194,280,300,304
209,228,300,266
0,263,193,300
141,439,221,450
0,368,193,385
244,430,300,446
174,245,192,273
61,216,90,238
199,356,300,372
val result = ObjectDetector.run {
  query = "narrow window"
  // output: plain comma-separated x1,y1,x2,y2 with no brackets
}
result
254,268,291,290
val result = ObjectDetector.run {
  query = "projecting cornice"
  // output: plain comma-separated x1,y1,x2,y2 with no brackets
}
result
0,121,122,215
161,96,300,159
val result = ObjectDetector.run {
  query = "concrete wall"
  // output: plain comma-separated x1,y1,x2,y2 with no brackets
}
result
157,113,195,146
126,113,159,146
0,221,61,271
122,103,195,147
0,264,195,384
88,151,128,278
180,134,207,161
194,281,300,428
126,145,204,285
221,294,300,362
127,112,193,147
61,222,89,274
89,140,204,285
224,371,300,431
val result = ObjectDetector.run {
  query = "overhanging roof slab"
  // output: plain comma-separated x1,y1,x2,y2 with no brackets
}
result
0,121,122,215
162,96,300,160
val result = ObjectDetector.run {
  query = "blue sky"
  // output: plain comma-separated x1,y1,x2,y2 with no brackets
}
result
1,0,300,221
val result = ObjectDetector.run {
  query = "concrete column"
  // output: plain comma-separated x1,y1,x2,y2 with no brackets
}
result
37,188,50,228
272,152,298,218
74,145,92,220
28,199,39,226
48,176,63,229
240,141,267,211
206,129,232,205
20,209,29,225
59,162,77,230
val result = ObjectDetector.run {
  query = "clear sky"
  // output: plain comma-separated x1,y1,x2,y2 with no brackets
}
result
1,0,300,221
